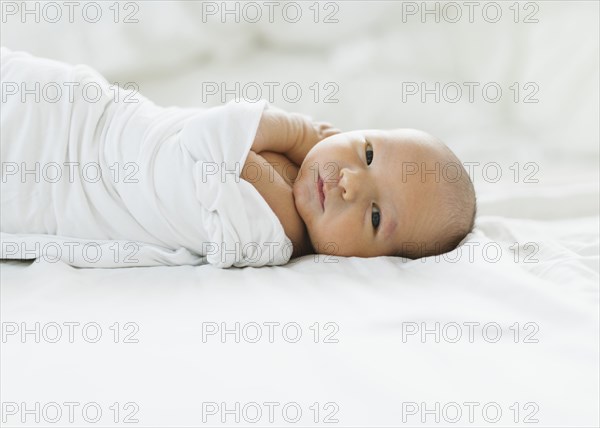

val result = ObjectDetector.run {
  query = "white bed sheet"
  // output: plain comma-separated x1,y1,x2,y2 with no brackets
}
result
1,181,598,427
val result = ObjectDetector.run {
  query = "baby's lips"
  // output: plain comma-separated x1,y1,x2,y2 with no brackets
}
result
317,175,325,210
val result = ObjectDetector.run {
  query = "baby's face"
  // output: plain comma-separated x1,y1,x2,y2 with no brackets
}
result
292,129,449,257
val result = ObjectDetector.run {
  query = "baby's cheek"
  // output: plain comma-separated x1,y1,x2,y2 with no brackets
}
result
308,223,339,255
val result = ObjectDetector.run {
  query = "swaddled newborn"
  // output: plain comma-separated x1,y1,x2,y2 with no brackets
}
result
245,109,476,259
0,47,475,267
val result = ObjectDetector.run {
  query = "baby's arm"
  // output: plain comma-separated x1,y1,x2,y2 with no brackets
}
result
252,108,339,167
243,107,338,258
241,150,311,258
259,151,299,186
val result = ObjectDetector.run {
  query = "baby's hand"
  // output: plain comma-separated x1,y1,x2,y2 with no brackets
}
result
252,107,340,166
292,118,340,165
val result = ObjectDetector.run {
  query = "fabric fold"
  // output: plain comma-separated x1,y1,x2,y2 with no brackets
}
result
0,46,292,268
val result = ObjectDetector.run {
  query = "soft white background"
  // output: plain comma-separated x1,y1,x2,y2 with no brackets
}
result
1,1,598,427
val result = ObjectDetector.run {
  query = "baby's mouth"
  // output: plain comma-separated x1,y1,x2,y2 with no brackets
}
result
317,174,325,211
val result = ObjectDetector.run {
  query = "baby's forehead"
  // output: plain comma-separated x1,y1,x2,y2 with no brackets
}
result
370,130,447,158
336,129,450,167
347,128,434,149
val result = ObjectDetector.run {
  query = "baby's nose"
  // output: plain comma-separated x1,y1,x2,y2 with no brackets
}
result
339,168,361,200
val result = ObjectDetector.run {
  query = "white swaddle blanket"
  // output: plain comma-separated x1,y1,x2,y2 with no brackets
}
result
0,47,292,268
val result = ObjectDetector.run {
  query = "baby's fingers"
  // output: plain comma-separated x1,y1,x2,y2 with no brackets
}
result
313,121,341,141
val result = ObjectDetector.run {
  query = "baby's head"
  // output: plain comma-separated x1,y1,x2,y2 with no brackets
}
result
292,129,476,259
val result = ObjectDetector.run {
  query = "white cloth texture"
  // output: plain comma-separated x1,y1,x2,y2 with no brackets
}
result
0,47,292,268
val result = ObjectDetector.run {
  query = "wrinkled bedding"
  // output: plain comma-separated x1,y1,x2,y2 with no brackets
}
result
1,184,598,425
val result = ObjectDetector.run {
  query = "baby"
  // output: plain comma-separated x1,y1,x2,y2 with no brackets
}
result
0,47,475,267
243,109,477,260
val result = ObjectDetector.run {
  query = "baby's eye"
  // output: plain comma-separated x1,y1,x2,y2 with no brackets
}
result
371,205,381,229
365,142,374,165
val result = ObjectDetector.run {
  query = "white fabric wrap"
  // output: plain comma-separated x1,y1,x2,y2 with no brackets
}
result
0,47,292,268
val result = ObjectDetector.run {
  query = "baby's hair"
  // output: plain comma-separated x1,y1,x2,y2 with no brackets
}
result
434,156,477,255
396,138,477,259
